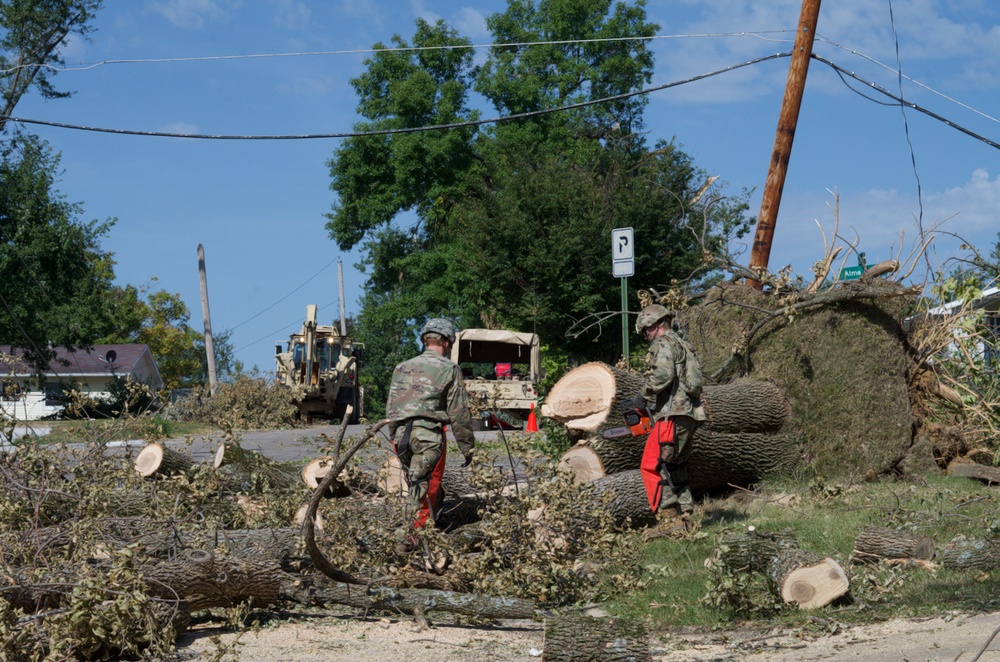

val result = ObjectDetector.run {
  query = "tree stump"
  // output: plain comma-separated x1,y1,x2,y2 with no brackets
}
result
852,525,935,563
134,443,194,478
542,614,649,662
378,455,477,499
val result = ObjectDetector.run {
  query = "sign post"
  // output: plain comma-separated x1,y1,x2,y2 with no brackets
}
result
612,228,635,361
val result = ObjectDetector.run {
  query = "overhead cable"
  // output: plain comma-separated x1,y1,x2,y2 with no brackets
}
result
0,52,792,140
0,31,796,74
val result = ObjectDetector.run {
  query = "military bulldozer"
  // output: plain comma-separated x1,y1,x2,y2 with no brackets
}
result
450,328,543,430
275,304,364,423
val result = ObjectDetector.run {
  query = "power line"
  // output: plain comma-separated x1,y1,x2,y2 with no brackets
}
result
0,31,797,74
0,52,793,140
812,54,1000,151
228,256,340,331
234,298,338,354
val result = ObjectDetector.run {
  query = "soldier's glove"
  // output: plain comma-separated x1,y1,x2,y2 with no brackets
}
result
621,393,646,416
462,452,474,468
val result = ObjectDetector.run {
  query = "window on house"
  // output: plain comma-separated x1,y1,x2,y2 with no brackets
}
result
986,313,1000,370
44,384,65,407
1,381,19,401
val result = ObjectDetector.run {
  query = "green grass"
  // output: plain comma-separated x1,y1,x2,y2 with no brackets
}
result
605,474,1000,629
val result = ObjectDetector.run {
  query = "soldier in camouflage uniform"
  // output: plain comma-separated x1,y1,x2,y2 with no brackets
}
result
635,304,707,523
386,318,475,541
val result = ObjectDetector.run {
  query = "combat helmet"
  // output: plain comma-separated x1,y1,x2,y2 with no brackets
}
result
420,318,457,344
635,304,671,334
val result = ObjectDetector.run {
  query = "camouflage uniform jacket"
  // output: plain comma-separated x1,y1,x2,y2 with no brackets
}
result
641,331,707,423
385,348,475,457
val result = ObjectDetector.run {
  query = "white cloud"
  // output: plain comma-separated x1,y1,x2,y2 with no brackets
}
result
146,0,237,30
271,0,312,30
453,7,490,41
340,0,379,21
768,168,1000,277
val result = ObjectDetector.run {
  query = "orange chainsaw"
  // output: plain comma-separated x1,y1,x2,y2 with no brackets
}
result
601,403,653,439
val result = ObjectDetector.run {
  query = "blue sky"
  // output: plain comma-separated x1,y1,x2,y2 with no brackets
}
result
12,0,1000,372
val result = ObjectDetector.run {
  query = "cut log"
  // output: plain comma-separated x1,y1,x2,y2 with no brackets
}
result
542,614,650,662
540,362,645,434
774,555,850,609
701,379,792,433
852,525,935,563
143,553,282,611
542,364,792,436
714,530,850,609
558,445,606,482
280,576,537,620
213,442,299,491
301,457,351,497
948,462,1000,485
937,538,1000,570
134,443,194,478
560,430,801,493
590,469,657,526
378,455,477,499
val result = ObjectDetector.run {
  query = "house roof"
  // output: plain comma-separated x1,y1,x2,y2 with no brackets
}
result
0,344,164,388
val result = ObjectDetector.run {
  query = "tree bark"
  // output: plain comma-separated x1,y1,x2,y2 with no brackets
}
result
542,614,650,662
852,525,935,563
701,379,792,433
560,430,801,493
134,443,195,478
948,461,1000,485
936,539,1000,570
590,470,657,526
279,575,537,620
143,553,282,611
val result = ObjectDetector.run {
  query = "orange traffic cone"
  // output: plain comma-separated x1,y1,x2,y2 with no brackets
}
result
526,403,539,433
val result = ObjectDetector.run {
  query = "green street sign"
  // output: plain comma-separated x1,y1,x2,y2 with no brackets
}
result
839,265,864,281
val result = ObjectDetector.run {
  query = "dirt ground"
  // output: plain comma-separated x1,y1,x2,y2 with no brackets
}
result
175,609,1000,661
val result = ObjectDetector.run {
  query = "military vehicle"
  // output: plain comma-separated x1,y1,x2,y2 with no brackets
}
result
450,328,543,430
275,304,364,422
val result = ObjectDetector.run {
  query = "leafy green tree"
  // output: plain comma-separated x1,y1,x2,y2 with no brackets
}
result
327,0,751,405
1,0,104,133
0,135,134,370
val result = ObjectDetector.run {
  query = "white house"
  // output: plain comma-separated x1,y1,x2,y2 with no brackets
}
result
0,344,164,420
909,287,1000,368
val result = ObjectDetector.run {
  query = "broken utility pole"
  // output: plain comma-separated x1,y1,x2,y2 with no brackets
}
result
748,0,822,288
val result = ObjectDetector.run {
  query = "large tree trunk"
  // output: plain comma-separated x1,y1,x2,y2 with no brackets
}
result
701,378,792,433
852,525,935,563
590,470,657,526
143,553,282,611
561,430,801,493
542,365,791,436
542,614,650,662
541,362,645,435
937,539,1000,570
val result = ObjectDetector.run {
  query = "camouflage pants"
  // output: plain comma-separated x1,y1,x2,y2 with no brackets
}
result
659,415,701,515
397,423,446,526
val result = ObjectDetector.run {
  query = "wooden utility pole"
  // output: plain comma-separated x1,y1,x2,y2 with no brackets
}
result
198,244,218,395
748,0,822,287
